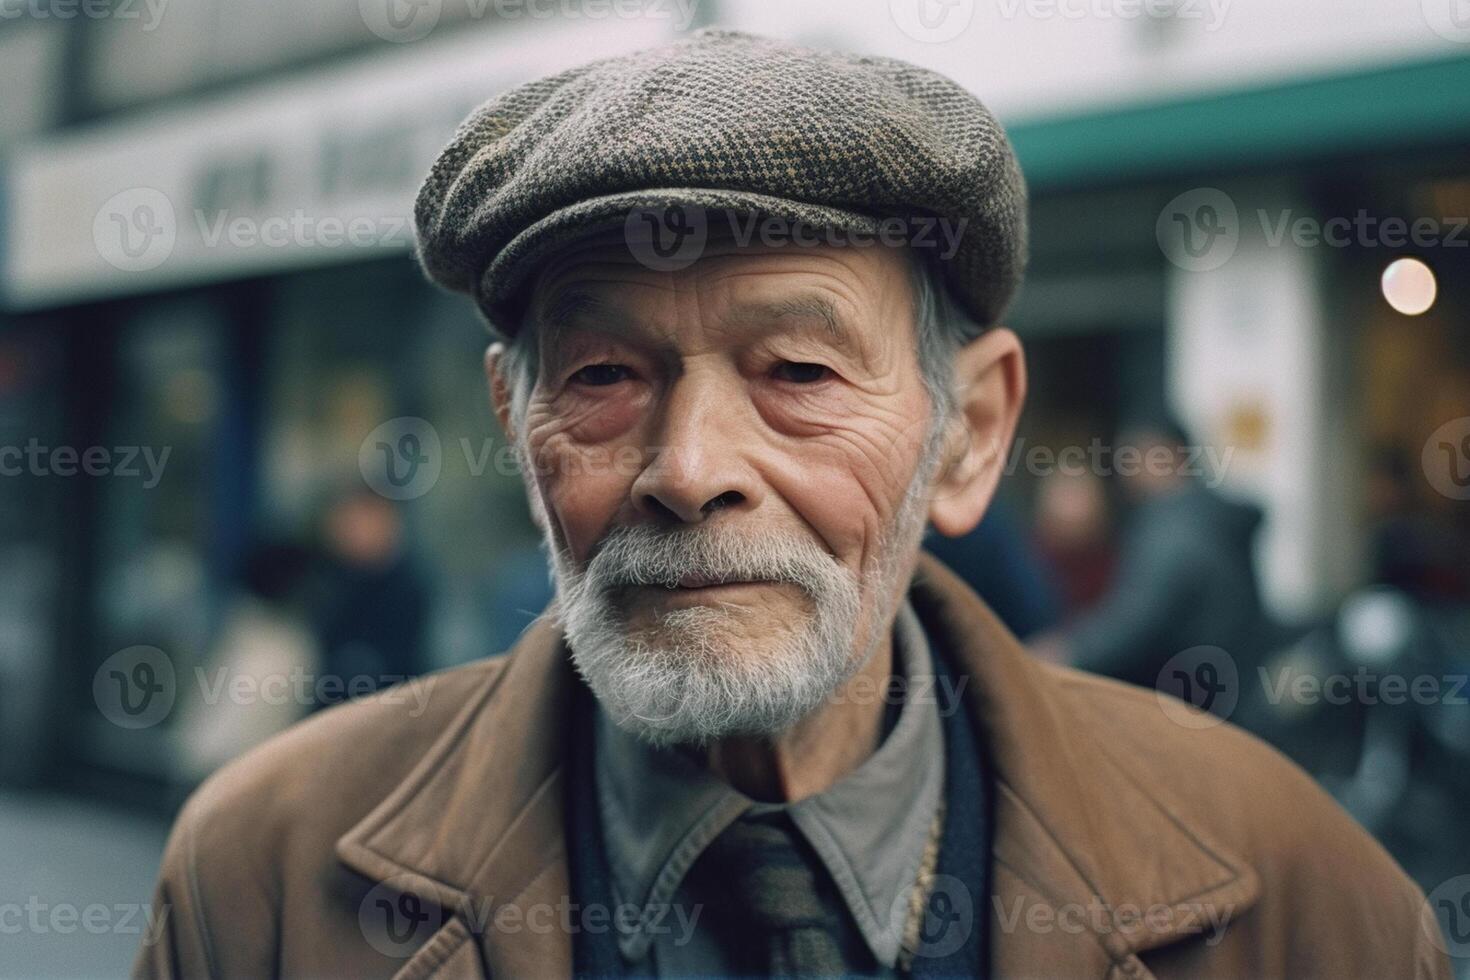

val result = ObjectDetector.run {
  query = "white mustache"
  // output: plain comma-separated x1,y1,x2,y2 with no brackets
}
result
583,523,841,594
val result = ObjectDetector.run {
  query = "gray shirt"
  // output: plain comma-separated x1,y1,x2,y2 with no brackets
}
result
594,600,946,975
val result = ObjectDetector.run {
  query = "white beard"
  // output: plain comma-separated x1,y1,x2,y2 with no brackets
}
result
549,463,935,747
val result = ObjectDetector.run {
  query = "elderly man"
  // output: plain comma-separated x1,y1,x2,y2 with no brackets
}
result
137,31,1448,979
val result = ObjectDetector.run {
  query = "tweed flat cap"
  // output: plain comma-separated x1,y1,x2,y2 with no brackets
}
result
415,29,1027,336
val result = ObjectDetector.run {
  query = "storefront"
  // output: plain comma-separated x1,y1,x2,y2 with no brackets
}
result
0,17,670,792
1004,52,1470,618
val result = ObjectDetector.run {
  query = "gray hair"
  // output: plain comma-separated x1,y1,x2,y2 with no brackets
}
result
497,249,985,446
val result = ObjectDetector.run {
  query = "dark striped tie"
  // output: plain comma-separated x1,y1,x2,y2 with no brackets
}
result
695,812,855,977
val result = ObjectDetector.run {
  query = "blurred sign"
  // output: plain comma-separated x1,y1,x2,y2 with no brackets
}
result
2,18,672,310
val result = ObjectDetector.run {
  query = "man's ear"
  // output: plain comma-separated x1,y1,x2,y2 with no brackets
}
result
928,327,1026,538
485,342,515,440
485,341,552,534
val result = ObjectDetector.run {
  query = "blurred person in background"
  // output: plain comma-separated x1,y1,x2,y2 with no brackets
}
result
921,499,1061,639
1033,467,1116,614
1032,417,1274,699
1366,445,1470,601
176,542,319,783
315,488,431,706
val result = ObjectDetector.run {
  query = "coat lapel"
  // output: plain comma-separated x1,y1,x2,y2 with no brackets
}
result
336,552,1261,978
336,611,578,978
909,553,1261,977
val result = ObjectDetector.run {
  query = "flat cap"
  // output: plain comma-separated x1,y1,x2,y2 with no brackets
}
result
415,29,1027,336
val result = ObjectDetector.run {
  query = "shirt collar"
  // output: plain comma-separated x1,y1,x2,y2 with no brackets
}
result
594,599,946,967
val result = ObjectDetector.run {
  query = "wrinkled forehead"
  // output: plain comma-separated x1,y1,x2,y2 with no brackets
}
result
522,219,919,349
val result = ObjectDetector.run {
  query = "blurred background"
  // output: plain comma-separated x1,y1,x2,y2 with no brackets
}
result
1,0,1469,975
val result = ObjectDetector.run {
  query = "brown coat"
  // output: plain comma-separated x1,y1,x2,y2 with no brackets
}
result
135,553,1450,979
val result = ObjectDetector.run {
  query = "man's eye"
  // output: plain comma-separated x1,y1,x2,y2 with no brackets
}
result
570,364,631,386
771,362,831,384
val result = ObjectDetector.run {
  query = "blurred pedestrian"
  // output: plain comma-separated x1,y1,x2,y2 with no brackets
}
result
922,497,1060,639
1033,468,1116,614
177,542,319,782
1366,445,1469,601
315,489,430,707
1033,418,1272,699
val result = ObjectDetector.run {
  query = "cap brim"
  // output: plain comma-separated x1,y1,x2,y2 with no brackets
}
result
477,187,886,332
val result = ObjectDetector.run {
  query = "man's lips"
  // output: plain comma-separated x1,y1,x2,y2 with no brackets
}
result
627,577,772,590
612,577,785,595
667,574,765,589
612,578,804,611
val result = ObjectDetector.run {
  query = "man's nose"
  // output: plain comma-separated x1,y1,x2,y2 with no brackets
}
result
629,381,763,524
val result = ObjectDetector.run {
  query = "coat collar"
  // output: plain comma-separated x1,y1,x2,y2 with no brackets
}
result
336,551,1260,978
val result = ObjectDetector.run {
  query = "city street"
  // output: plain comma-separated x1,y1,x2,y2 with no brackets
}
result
0,791,168,979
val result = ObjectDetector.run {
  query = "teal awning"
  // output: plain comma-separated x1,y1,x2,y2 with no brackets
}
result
1006,52,1470,191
